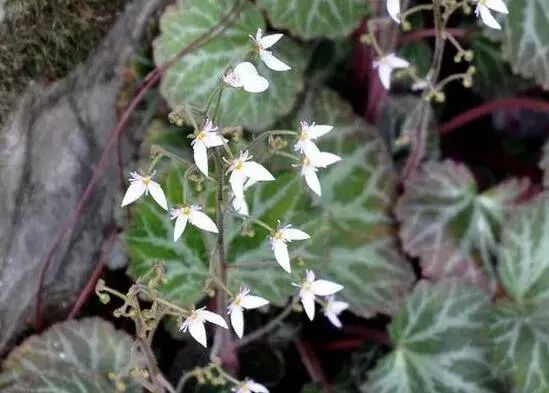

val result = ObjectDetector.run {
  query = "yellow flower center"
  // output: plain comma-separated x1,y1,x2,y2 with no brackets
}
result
181,206,191,216
234,160,243,170
299,130,309,141
302,281,312,291
233,295,242,306
142,176,151,185
273,230,284,240
303,157,311,167
189,310,198,320
197,131,206,140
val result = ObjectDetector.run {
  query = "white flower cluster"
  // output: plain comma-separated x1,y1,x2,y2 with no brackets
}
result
120,28,348,349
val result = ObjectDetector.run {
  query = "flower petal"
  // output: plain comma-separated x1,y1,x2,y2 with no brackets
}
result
386,0,401,23
259,33,283,49
188,320,208,348
486,0,508,14
121,181,146,207
205,133,226,148
387,54,410,69
147,181,168,210
242,74,270,93
310,152,341,168
234,62,259,78
281,228,310,241
230,171,247,200
331,300,350,314
199,310,228,328
241,295,269,309
478,4,501,29
248,381,269,393
304,170,322,197
232,195,250,216
311,280,343,296
259,50,291,71
377,63,392,90
189,210,218,233
301,292,316,320
325,311,343,328
230,306,245,338
173,215,188,242
242,162,275,181
308,125,333,139
193,140,209,177
273,240,291,273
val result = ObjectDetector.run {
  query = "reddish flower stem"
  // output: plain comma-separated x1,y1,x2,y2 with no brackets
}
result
399,27,469,43
295,339,331,393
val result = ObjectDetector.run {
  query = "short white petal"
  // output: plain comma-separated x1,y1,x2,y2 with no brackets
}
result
386,0,401,23
325,312,343,328
259,33,283,49
387,54,410,69
243,74,269,93
233,195,250,216
259,50,291,71
311,280,344,296
273,240,291,273
147,182,168,210
304,170,322,197
243,178,258,190
301,292,316,321
479,5,501,29
199,310,229,328
193,141,209,177
308,125,333,139
241,295,269,309
234,62,259,78
281,228,310,241
230,306,244,338
188,320,208,348
331,300,350,314
377,64,392,90
205,133,226,148
242,162,275,181
189,210,219,233
486,0,508,14
248,382,269,393
173,215,188,242
310,152,342,168
302,141,321,160
121,181,146,207
230,171,247,200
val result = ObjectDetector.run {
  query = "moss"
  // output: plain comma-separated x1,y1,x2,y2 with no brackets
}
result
0,0,128,123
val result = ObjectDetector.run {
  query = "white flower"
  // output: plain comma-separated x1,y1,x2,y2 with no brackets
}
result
294,270,343,321
223,62,269,93
227,151,275,201
323,295,349,329
386,0,400,23
294,121,334,159
233,380,269,393
170,205,218,241
191,119,227,177
228,287,269,338
269,224,310,273
121,170,167,210
373,53,410,90
231,178,257,217
300,152,341,197
179,307,228,348
250,28,291,71
475,0,508,30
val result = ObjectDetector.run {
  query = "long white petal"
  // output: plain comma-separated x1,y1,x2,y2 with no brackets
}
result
193,141,209,177
242,74,269,93
386,0,401,23
387,54,410,69
302,141,321,160
259,33,283,49
199,310,228,328
147,181,168,210
230,306,245,338
304,170,322,197
310,152,341,168
233,195,250,216
190,210,218,233
230,171,247,200
188,320,208,348
242,162,275,181
248,382,269,393
205,133,226,148
260,50,291,71
234,62,259,78
308,125,333,139
173,215,188,242
301,292,316,321
281,228,310,240
241,295,269,309
121,181,146,207
479,5,501,29
273,240,291,273
311,280,343,296
325,312,343,328
486,0,508,14
378,64,392,90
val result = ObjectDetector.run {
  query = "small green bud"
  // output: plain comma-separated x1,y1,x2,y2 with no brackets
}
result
434,91,446,103
464,50,474,62
462,77,473,88
99,293,110,304
453,53,462,63
467,65,476,75
402,21,412,31
113,308,122,318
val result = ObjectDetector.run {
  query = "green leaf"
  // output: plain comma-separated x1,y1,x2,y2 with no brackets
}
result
503,0,549,88
395,160,529,288
365,280,497,393
153,0,306,130
0,317,139,393
259,0,367,39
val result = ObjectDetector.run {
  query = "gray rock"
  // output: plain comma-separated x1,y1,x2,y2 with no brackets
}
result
0,0,164,355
